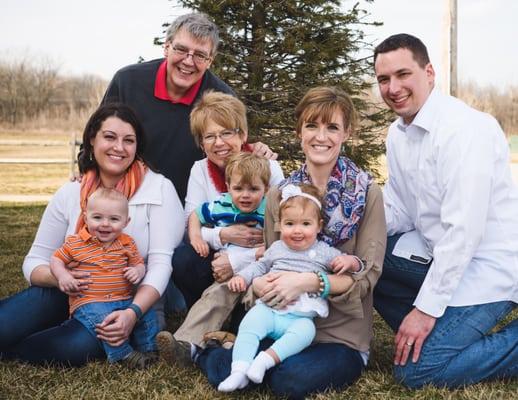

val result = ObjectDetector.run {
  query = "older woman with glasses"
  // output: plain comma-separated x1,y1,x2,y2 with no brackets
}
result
171,91,284,309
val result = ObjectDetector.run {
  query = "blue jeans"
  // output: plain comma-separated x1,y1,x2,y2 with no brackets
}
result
163,279,187,314
171,242,215,308
0,286,104,366
374,234,518,388
374,233,431,332
74,299,158,362
197,339,364,399
234,303,315,363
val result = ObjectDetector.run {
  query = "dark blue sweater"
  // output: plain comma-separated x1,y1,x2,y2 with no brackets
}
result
102,58,234,202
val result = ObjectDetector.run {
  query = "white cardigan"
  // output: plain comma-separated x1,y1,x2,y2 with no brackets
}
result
22,170,184,295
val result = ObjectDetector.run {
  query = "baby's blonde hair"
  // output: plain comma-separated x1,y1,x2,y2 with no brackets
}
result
87,188,128,215
225,152,270,187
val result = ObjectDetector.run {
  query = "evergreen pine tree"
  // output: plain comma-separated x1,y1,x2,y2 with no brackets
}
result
158,0,389,176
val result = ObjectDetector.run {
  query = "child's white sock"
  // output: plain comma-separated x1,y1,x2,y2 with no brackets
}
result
217,361,250,392
247,351,276,383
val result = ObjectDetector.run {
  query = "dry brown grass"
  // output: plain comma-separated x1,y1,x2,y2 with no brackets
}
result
0,164,69,196
1,204,517,400
1,130,518,200
0,128,73,141
0,130,78,197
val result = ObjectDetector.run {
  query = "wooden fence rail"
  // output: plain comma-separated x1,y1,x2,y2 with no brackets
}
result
0,132,81,177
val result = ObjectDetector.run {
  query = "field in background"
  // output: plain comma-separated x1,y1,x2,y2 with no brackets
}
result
0,130,76,200
0,130,517,202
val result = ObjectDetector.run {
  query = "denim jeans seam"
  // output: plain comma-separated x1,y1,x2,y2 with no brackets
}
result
132,317,158,352
492,302,515,322
107,346,132,362
75,301,135,363
74,308,99,331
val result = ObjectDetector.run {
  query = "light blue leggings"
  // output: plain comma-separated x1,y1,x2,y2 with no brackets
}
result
233,302,316,363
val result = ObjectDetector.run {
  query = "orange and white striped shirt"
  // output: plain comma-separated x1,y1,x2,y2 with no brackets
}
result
54,227,144,314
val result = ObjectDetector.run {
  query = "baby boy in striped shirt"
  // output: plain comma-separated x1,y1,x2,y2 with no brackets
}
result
50,188,158,369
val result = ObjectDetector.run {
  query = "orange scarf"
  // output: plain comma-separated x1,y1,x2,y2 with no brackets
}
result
75,160,147,233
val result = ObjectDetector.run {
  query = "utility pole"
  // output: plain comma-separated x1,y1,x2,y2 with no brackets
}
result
441,0,458,96
450,0,458,96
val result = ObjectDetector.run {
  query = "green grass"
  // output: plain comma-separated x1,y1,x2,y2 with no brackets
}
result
1,204,517,399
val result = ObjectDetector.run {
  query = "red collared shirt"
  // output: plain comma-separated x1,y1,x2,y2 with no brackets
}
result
154,60,202,105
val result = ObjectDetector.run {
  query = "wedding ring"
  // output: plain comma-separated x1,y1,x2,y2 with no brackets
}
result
250,239,256,245
406,342,413,347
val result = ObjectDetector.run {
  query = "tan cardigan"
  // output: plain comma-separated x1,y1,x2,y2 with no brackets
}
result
263,182,386,353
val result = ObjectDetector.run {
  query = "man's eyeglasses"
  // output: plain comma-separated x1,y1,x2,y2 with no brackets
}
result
170,44,211,64
202,128,240,144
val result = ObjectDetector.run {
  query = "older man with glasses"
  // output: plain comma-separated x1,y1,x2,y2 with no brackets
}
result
102,13,276,325
102,13,275,202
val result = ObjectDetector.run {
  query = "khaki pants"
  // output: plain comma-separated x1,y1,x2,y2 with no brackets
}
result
174,281,242,347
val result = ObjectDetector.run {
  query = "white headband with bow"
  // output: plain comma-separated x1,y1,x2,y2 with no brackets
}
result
280,184,322,209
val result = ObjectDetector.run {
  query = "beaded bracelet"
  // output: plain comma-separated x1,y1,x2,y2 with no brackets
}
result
127,303,143,320
318,271,331,299
311,271,325,298
312,271,330,299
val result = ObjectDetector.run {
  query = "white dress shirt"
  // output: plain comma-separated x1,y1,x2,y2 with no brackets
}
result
23,170,184,295
384,88,518,318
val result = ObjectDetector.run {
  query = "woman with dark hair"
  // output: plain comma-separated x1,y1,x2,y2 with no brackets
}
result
0,103,183,366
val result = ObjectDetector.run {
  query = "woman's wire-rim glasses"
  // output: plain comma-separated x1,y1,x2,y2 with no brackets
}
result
202,128,241,143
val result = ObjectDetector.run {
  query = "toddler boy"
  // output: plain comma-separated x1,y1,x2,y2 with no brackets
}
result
50,188,158,369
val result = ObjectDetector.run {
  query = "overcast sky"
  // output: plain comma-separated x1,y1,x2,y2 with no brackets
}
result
1,0,516,90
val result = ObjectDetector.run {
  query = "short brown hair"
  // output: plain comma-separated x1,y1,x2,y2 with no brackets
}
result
295,86,357,136
225,153,270,188
190,91,248,147
279,183,322,222
374,33,430,68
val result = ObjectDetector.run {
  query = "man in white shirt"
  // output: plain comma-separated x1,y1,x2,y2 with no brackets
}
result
373,33,518,388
